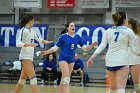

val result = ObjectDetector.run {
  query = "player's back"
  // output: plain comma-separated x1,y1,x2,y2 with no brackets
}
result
107,26,130,53
105,26,133,66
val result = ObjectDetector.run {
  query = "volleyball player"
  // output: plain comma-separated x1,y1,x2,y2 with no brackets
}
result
15,14,52,93
40,22,97,93
87,12,140,93
128,18,140,93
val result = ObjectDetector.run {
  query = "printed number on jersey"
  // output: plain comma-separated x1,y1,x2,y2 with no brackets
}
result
114,32,119,42
31,39,34,43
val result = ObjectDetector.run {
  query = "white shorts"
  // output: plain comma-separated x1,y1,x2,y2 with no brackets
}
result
19,47,34,61
19,54,34,61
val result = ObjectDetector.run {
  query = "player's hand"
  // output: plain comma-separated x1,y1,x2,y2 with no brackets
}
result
92,41,98,47
30,43,38,47
40,51,47,56
44,40,53,44
87,58,93,68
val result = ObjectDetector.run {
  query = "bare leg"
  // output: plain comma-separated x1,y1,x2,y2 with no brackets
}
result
58,61,70,93
68,63,74,90
22,59,40,93
68,63,74,77
130,65,140,93
106,70,117,93
116,66,129,93
15,67,27,93
58,61,74,93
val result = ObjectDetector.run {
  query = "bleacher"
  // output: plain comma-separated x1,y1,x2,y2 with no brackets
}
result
0,44,107,85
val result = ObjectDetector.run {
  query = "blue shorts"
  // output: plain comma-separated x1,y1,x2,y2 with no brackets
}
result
59,56,75,64
73,68,83,70
106,66,126,71
73,67,79,70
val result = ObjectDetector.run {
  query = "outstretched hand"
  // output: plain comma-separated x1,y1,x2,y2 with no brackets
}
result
86,58,93,68
92,41,98,47
40,51,47,56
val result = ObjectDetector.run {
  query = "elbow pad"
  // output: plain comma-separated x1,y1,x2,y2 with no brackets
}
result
52,46,59,52
82,45,87,51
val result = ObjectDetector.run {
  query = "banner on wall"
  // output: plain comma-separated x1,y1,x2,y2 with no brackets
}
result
48,0,75,8
81,0,109,8
116,0,140,7
75,25,111,46
0,24,111,47
0,24,48,48
13,0,42,8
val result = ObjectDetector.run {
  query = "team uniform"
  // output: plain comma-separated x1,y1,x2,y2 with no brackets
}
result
128,36,140,65
94,26,140,70
16,27,43,61
55,33,85,64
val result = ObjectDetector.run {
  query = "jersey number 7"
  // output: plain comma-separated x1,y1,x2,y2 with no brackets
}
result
114,32,119,42
31,39,34,43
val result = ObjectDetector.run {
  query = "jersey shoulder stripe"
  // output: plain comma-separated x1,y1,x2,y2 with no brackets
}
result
21,27,26,41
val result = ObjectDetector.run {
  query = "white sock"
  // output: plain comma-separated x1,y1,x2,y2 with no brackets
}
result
117,88,125,93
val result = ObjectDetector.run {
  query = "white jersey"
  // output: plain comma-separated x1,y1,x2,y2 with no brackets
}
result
16,27,43,61
94,26,140,67
128,36,140,65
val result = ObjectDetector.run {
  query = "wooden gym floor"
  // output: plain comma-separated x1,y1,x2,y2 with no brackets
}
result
0,83,135,93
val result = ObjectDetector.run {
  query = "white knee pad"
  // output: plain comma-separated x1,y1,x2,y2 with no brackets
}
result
18,79,26,85
109,89,117,93
61,77,70,85
30,77,37,85
134,83,140,90
117,88,125,93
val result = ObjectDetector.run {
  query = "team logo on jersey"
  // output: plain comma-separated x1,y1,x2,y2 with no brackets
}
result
71,44,74,49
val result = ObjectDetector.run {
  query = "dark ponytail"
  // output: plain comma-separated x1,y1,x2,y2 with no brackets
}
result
61,29,67,35
19,14,34,29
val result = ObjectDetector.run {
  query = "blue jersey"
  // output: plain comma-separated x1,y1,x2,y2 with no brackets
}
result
74,59,84,70
43,58,57,70
56,33,84,59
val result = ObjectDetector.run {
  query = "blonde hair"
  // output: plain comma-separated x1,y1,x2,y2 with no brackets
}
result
128,18,140,36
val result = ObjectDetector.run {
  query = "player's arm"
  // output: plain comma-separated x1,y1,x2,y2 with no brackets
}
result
34,31,52,44
40,35,63,56
87,31,108,68
78,36,97,51
40,46,58,56
129,29,140,55
82,42,97,51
